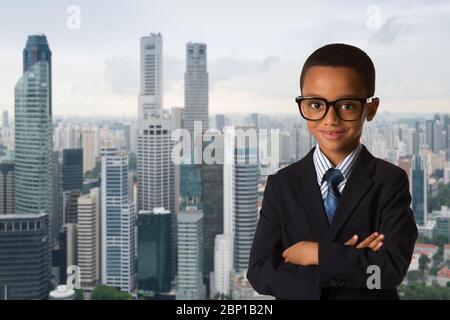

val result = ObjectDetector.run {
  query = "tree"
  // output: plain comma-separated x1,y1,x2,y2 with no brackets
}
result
85,160,101,180
428,182,450,212
91,285,132,300
419,254,431,273
399,283,450,300
74,289,84,300
407,270,422,283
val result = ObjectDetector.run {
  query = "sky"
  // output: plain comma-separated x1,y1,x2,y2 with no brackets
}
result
0,0,449,117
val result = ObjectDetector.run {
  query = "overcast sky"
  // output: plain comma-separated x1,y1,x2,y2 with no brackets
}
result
1,0,449,116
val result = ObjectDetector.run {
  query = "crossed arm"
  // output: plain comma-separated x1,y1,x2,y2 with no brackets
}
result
282,232,385,266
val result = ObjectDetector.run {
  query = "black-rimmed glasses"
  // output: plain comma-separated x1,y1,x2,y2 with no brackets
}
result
295,96,375,121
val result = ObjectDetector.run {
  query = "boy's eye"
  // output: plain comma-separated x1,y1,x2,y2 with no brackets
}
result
308,101,325,109
341,103,354,110
337,101,360,111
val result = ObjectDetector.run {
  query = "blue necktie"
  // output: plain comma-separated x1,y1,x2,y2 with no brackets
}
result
323,168,345,225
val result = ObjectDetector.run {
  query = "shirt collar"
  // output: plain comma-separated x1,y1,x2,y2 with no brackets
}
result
313,143,363,186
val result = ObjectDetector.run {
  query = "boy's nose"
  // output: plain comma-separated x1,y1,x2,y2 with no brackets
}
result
322,105,340,124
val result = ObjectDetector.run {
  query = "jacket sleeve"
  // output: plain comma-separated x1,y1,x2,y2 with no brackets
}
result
247,174,319,299
318,169,418,289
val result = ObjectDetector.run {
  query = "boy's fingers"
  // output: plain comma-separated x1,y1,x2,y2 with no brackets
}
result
372,242,383,252
367,234,384,249
344,234,358,246
356,232,379,248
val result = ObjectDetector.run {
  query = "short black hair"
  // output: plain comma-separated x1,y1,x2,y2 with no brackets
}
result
300,43,376,96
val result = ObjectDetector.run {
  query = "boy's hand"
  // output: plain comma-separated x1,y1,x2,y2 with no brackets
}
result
282,241,318,266
344,232,384,251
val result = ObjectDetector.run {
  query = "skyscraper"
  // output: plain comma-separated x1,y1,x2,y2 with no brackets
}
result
176,207,205,300
412,155,427,226
139,33,163,112
137,108,175,213
201,131,224,296
184,42,209,134
233,127,259,272
61,148,83,233
180,163,202,209
137,208,172,294
81,128,98,174
211,126,235,297
0,162,14,215
212,234,233,298
137,34,175,281
77,187,101,289
50,151,64,249
137,34,174,214
23,34,52,115
13,35,54,298
15,42,54,223
101,148,135,293
412,121,420,156
62,148,83,192
426,119,434,152
0,213,49,300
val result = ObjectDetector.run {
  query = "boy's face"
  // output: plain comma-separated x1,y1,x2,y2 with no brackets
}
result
301,66,379,157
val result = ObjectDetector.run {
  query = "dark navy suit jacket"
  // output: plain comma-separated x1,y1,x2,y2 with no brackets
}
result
247,145,418,300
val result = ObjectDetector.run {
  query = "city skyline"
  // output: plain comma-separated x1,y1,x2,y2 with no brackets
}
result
1,0,450,117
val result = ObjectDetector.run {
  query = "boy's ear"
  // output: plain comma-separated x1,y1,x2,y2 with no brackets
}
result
366,98,379,122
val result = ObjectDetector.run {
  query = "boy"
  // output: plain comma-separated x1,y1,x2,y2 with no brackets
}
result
247,43,418,300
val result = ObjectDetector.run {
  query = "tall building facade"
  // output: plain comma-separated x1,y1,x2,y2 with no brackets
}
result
412,155,427,226
13,35,54,299
0,162,14,215
184,42,209,134
0,213,49,300
233,127,259,272
137,34,176,282
82,128,98,174
77,187,101,288
62,148,83,192
212,126,235,297
201,130,224,296
176,207,205,300
101,148,135,292
23,34,52,115
212,233,233,298
137,33,174,214
137,208,172,294
15,57,54,224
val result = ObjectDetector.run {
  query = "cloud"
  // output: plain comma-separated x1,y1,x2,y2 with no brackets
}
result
104,56,138,96
260,55,280,72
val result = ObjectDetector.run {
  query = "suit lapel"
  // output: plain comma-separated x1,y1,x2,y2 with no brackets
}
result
326,145,376,241
294,147,329,239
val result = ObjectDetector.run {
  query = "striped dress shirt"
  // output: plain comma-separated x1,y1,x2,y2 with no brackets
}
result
313,143,363,200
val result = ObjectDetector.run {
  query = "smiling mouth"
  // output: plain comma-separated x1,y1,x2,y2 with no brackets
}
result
319,130,346,140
